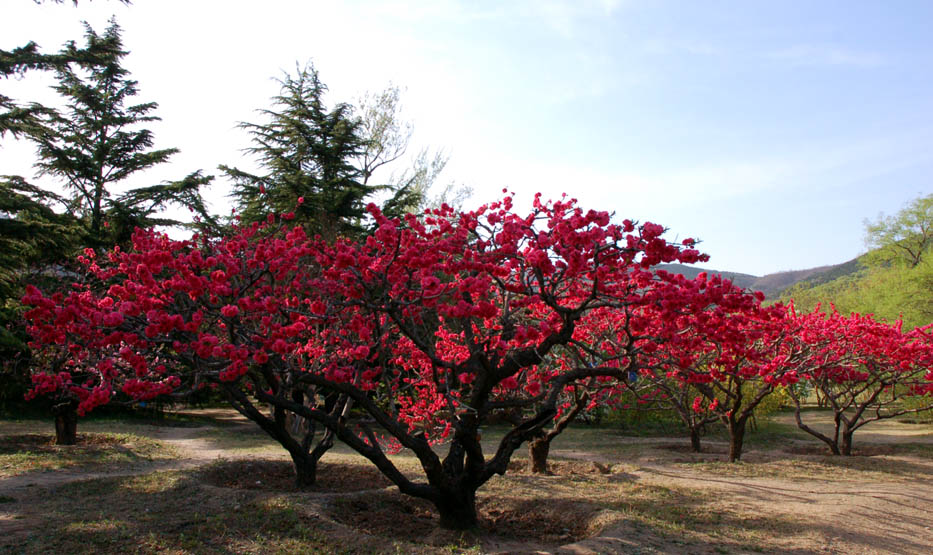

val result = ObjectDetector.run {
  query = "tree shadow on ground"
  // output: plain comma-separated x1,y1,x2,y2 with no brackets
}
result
6,455,933,554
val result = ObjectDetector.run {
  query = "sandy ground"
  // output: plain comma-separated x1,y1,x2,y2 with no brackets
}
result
2,410,932,554
560,412,933,554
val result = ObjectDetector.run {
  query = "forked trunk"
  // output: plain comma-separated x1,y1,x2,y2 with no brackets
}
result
529,436,552,474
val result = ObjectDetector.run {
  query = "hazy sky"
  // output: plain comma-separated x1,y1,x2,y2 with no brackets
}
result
3,0,932,275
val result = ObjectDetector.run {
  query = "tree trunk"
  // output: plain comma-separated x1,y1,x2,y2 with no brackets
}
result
728,419,746,462
290,452,318,487
54,404,78,446
528,436,552,474
434,488,478,530
793,402,841,455
841,430,854,456
690,427,702,453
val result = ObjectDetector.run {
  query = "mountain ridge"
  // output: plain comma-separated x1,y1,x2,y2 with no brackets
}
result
657,258,861,299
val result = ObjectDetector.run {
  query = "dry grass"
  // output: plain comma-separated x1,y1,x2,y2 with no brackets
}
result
2,408,931,553
0,433,176,478
4,458,802,554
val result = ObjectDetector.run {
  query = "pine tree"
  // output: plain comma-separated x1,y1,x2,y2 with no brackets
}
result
3,20,216,439
1,32,117,140
28,19,185,246
221,63,371,238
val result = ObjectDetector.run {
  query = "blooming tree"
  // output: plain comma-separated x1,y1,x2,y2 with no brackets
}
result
786,307,933,455
637,272,793,462
24,193,706,529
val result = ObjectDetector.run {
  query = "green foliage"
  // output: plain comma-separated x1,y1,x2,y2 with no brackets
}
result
599,389,687,435
223,66,458,237
864,193,933,268
1,19,214,413
900,394,933,423
750,385,788,420
0,177,81,413
782,193,933,330
222,63,371,238
28,20,180,244
0,177,80,297
783,258,933,329
1,28,121,139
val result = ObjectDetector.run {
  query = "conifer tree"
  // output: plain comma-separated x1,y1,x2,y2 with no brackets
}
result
222,64,371,238
2,19,216,439
0,177,80,414
29,20,176,244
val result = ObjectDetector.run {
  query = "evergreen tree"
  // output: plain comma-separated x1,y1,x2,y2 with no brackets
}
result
0,177,80,414
0,24,116,417
222,64,370,238
26,19,211,247
2,20,217,438
1,33,118,140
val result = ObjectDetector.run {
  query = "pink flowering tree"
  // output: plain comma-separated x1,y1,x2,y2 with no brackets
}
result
24,193,706,529
786,307,933,455
22,220,353,470
601,272,763,453
636,272,793,462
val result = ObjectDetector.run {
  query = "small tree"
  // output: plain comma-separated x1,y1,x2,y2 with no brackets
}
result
787,308,933,455
865,193,933,268
645,272,793,462
354,85,452,218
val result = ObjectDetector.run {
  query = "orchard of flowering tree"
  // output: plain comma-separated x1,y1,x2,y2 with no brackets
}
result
20,193,933,529
5,8,933,540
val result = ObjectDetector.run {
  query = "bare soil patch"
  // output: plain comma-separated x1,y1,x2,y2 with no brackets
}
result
199,459,392,492
2,408,932,553
328,488,601,547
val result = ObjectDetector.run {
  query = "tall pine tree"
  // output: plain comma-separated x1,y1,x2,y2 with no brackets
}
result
221,63,371,238
28,19,215,248
5,20,216,441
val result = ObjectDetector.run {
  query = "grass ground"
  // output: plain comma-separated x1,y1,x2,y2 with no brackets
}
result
1,408,931,554
0,433,176,478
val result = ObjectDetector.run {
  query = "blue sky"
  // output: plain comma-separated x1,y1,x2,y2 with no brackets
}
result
3,0,931,275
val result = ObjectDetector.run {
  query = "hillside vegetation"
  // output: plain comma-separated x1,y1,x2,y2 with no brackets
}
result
657,261,854,299
779,193,933,330
662,193,933,331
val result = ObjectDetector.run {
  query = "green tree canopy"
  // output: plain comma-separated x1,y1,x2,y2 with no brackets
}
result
864,193,933,268
222,63,371,238
29,20,180,243
784,192,933,330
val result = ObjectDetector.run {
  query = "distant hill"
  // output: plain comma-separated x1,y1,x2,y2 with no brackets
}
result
657,259,862,299
656,264,758,290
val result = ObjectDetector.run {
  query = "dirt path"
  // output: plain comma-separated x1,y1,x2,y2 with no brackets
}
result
0,413,264,541
555,417,933,555
3,411,933,553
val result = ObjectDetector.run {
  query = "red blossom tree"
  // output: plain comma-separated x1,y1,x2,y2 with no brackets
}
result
635,271,794,462
23,193,707,529
786,307,933,455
